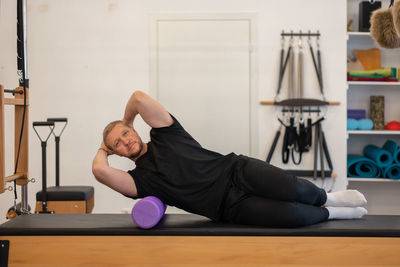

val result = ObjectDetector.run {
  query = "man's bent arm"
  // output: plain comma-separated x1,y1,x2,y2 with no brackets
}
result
123,90,173,128
92,149,137,197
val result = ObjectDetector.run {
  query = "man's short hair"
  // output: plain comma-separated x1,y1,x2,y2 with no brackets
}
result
103,120,131,150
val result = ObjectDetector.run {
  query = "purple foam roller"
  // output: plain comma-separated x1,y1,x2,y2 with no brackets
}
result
131,196,166,229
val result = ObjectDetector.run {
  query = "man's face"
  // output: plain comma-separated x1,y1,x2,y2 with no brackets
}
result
106,123,144,159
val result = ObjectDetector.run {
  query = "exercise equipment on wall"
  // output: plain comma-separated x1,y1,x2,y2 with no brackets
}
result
261,31,340,181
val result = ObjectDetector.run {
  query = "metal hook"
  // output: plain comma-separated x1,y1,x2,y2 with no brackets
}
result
5,186,13,192
290,31,295,46
298,30,303,49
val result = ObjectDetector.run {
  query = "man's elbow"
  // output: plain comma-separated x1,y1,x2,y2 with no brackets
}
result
92,165,106,182
130,90,146,105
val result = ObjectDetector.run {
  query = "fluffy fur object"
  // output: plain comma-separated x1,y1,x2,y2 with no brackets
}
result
393,0,400,37
370,8,400,48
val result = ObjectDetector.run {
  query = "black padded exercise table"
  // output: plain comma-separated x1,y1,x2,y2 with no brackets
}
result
1,214,400,266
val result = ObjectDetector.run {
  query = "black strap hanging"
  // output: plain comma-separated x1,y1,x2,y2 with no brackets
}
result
306,117,313,149
309,39,324,96
312,119,333,179
276,37,293,98
281,117,298,163
266,125,282,164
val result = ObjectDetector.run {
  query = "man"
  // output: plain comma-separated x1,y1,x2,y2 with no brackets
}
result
92,90,367,227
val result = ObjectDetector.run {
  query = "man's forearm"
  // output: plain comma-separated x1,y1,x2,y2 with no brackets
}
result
92,149,110,181
122,91,141,125
122,90,173,128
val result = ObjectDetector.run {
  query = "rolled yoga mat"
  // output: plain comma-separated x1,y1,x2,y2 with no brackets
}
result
347,154,382,178
363,145,393,169
383,140,400,164
383,164,400,180
131,196,166,229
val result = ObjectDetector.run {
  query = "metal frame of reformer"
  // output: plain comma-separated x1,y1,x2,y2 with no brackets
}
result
1,0,30,212
0,84,29,209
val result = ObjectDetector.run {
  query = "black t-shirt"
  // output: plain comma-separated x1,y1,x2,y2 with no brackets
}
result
127,115,247,221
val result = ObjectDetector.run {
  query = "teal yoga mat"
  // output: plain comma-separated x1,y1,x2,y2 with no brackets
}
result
347,154,382,178
383,140,400,164
383,164,400,180
363,145,393,168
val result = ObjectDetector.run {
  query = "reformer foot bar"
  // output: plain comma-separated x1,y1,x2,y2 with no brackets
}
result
1,214,400,266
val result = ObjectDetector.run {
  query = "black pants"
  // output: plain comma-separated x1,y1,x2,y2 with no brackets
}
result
223,157,329,227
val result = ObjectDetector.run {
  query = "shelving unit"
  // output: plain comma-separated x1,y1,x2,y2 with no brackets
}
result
346,0,400,216
347,31,370,36
348,178,400,182
348,81,400,86
347,130,400,135
346,6,400,181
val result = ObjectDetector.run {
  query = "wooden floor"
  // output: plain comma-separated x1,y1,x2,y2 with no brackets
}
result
2,235,400,266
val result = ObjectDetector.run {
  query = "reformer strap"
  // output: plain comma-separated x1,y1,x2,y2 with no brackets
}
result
313,123,320,179
282,117,297,164
277,46,292,96
297,37,304,98
321,130,333,170
306,117,313,149
317,48,324,95
309,44,323,96
312,120,333,179
288,43,295,99
266,127,281,164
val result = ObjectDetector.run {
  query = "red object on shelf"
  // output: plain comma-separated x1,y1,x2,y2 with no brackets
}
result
386,121,400,130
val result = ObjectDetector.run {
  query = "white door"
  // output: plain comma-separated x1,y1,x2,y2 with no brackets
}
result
151,14,256,156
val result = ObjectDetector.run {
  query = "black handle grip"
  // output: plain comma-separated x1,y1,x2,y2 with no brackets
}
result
47,118,68,123
33,121,55,127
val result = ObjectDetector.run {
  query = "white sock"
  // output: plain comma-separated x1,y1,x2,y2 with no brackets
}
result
325,190,367,207
326,207,368,220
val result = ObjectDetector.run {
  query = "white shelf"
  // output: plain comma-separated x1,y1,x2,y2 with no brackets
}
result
348,178,400,182
347,130,400,135
348,81,400,86
347,32,371,37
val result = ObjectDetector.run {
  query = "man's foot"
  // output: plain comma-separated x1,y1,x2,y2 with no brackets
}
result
326,206,368,220
325,190,367,207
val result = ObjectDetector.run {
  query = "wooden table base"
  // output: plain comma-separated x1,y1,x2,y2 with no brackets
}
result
1,235,399,266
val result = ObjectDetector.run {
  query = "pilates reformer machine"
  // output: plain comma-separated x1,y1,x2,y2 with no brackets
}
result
0,0,30,217
1,7,400,267
1,0,94,219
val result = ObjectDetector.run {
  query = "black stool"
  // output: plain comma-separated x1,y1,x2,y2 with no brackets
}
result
34,118,94,214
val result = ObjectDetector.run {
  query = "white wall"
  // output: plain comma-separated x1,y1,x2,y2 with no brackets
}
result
0,0,348,224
